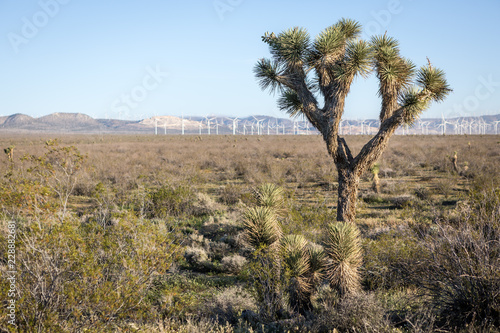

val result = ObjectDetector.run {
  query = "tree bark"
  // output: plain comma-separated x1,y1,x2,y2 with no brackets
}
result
336,168,360,223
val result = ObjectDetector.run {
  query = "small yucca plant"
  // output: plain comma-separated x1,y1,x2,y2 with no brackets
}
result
243,206,282,249
307,243,325,287
253,183,285,212
324,222,363,296
281,234,311,312
281,234,310,279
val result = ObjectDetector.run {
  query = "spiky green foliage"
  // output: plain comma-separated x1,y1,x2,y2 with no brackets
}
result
253,183,285,211
310,19,362,61
324,222,363,296
307,243,325,286
256,20,450,129
243,206,282,249
278,89,304,118
399,87,430,125
263,27,310,69
280,234,312,313
417,64,452,102
281,234,310,279
344,40,373,79
371,34,416,122
253,58,283,94
397,63,451,126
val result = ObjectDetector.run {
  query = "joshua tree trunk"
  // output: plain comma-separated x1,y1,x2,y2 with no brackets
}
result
337,169,360,222
329,114,403,222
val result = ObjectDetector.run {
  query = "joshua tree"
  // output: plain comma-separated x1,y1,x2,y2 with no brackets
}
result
371,163,381,194
255,19,451,222
451,151,459,173
4,145,14,162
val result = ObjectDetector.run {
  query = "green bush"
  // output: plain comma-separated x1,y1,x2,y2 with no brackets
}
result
312,292,391,333
146,185,196,218
0,217,181,332
362,231,423,290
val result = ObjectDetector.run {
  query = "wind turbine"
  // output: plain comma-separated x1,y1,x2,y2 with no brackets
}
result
360,119,367,135
253,116,264,135
420,121,429,135
450,119,459,134
228,117,239,135
468,120,475,135
481,118,491,134
205,116,213,135
215,119,220,135
154,117,158,135
438,114,453,135
479,117,489,134
367,121,375,135
494,120,500,135
181,113,185,135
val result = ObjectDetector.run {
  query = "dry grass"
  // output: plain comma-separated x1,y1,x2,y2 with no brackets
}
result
1,133,499,332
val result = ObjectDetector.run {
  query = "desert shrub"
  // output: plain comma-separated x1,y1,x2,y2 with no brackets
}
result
184,246,210,270
414,186,432,201
88,181,118,226
204,286,257,325
362,193,388,204
22,139,87,221
219,184,243,205
284,202,336,241
221,255,247,274
146,184,196,218
312,292,391,333
362,231,423,290
0,217,180,332
72,170,95,197
391,194,415,209
0,140,87,221
435,177,456,198
148,273,243,322
416,225,499,328
0,175,56,219
409,184,500,329
152,316,251,333
246,249,289,321
192,192,224,216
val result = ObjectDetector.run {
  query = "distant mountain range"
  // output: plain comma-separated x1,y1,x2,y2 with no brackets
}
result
1,112,499,135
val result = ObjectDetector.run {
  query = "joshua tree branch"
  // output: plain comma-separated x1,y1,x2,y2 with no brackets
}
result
353,109,403,176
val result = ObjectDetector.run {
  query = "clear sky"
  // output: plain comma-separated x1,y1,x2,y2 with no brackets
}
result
1,0,499,121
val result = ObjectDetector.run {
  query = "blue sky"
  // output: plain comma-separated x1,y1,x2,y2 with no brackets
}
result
1,0,499,120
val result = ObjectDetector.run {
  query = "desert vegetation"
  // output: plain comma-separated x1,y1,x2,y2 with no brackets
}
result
0,133,499,332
